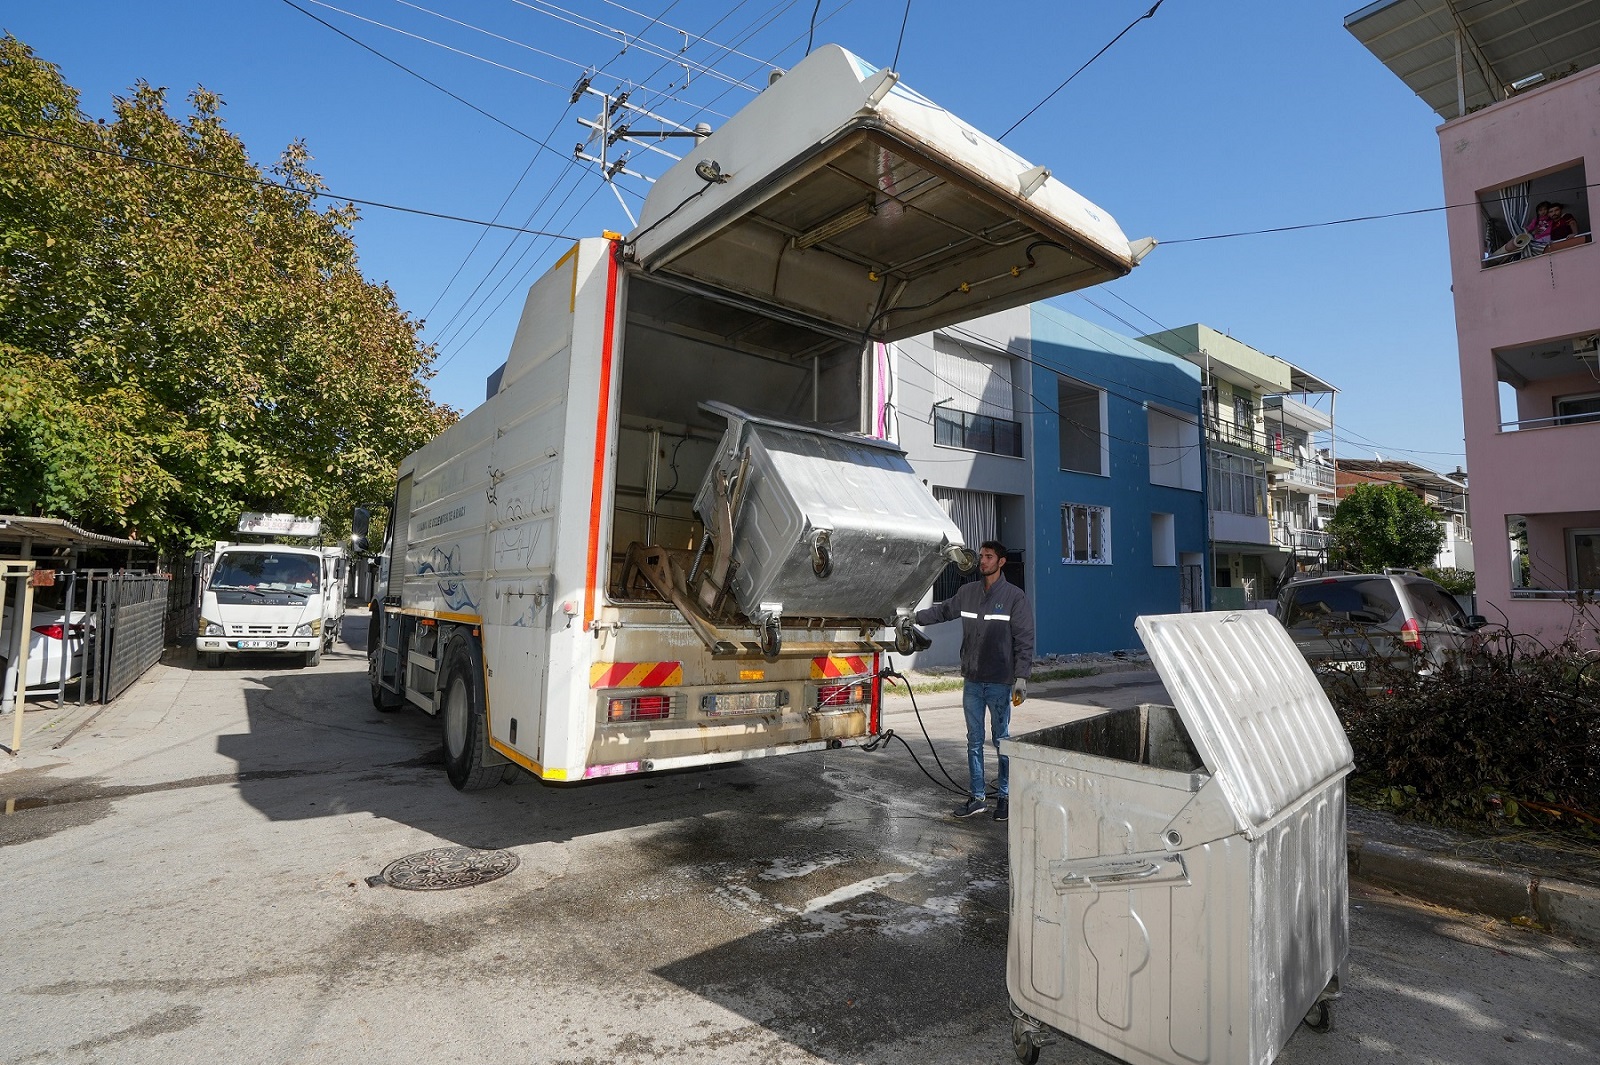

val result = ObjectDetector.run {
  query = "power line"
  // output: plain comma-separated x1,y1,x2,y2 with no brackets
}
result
999,1,1165,142
891,0,912,70
0,126,580,239
280,0,569,156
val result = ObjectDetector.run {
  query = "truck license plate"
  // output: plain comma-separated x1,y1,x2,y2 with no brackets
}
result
1327,660,1367,672
238,640,277,649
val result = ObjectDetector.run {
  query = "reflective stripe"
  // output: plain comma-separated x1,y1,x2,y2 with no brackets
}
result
960,611,979,618
986,613,1011,621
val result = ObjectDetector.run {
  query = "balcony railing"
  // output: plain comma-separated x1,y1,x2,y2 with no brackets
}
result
933,406,1023,457
1499,410,1600,432
1510,587,1592,600
1276,525,1329,552
1277,462,1336,490
1481,231,1591,269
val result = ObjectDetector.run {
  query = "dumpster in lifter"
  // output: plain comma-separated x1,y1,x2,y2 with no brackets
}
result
1001,610,1352,1065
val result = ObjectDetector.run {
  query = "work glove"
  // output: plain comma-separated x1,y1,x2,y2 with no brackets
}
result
1011,678,1026,706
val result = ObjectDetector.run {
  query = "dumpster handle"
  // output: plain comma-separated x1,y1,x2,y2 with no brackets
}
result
1049,852,1188,894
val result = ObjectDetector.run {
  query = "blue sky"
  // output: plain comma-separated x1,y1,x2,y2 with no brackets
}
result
6,1,1466,470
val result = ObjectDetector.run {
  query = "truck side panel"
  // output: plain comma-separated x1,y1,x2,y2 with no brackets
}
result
537,239,622,779
480,243,586,772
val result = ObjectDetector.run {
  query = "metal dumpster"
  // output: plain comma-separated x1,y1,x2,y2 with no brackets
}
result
1001,610,1352,1065
692,401,967,631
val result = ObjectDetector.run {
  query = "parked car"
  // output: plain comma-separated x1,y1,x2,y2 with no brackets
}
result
1277,571,1487,692
0,605,90,692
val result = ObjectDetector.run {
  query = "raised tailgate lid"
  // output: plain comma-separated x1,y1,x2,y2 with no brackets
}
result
624,45,1149,342
1135,611,1353,832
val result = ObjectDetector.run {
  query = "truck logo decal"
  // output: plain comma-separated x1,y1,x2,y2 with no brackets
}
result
590,661,683,689
418,506,467,533
417,545,479,613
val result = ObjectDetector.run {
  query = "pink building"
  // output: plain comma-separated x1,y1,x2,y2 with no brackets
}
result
1349,1,1600,647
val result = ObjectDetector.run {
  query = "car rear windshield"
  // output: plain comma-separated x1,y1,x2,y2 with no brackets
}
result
1282,579,1403,627
1404,579,1468,626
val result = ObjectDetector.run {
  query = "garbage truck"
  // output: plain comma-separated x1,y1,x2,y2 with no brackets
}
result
361,44,1155,790
197,514,344,668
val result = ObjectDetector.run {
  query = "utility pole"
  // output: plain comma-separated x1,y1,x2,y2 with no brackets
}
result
570,74,712,227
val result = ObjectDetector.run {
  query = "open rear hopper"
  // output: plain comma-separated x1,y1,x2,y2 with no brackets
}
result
627,45,1154,342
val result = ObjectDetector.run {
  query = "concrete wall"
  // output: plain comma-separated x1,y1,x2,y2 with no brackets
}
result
1439,64,1600,645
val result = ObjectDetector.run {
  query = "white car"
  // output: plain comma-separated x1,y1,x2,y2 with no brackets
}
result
0,606,90,691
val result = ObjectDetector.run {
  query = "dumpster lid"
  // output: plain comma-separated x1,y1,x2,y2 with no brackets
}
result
624,44,1151,343
1135,611,1353,831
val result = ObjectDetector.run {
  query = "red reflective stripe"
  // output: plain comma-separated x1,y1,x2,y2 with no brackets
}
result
641,661,679,687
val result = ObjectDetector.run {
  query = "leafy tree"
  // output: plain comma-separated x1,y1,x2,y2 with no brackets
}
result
0,36,455,550
1419,566,1475,595
1328,482,1447,572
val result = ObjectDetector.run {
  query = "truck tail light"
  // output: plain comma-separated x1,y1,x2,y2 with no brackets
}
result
607,694,675,722
816,681,871,709
1399,618,1423,651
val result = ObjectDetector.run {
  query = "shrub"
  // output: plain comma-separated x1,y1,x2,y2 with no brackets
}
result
1331,617,1599,834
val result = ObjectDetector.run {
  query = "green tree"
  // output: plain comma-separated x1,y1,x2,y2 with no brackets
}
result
0,36,455,549
1328,482,1447,572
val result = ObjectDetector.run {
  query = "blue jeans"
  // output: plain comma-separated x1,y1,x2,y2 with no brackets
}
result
962,680,1012,800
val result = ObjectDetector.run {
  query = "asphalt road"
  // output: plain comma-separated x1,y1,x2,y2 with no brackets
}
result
1,615,1596,1064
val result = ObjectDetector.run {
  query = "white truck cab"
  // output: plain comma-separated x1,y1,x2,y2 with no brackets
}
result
197,515,340,668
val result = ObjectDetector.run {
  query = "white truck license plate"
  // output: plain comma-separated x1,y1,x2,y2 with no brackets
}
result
238,640,277,649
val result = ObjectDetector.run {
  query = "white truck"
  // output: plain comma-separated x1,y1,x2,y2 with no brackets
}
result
361,45,1152,790
197,514,345,668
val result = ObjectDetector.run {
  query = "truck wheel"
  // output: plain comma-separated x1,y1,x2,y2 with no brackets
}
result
441,637,500,792
305,648,322,668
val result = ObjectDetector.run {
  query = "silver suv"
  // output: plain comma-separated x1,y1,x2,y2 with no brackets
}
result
1277,572,1487,691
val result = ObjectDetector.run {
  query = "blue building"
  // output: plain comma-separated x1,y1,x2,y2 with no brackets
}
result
893,303,1207,665
1026,305,1208,652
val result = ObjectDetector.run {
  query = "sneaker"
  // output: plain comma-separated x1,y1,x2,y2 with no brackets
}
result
993,797,1009,822
953,796,988,818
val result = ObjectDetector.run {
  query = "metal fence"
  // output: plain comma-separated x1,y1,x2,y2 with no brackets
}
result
80,571,171,704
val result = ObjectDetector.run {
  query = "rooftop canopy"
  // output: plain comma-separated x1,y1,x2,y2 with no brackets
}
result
1345,0,1600,121
0,515,149,553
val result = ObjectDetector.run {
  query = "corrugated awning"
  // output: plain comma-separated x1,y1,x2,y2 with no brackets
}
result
0,515,149,552
1346,0,1600,121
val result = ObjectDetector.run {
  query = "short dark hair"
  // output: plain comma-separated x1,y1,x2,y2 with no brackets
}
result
979,539,1007,558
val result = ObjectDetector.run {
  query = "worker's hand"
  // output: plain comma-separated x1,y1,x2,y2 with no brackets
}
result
1011,678,1026,706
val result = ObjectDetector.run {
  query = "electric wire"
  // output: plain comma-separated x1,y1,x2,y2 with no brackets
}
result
891,0,912,70
0,126,581,240
280,0,569,156
507,0,762,92
999,1,1165,142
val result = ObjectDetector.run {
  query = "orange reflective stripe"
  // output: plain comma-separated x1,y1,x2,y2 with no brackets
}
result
810,655,869,679
589,661,684,688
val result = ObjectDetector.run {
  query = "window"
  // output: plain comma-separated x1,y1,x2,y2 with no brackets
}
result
1061,504,1111,565
1057,376,1105,474
931,337,1022,457
1151,513,1176,567
1208,451,1267,516
1556,392,1600,426
1478,162,1590,268
1282,579,1402,628
1233,393,1254,430
933,406,1023,456
1147,407,1201,490
1571,529,1600,590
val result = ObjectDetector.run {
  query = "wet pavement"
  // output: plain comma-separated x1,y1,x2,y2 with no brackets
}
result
2,613,1597,1064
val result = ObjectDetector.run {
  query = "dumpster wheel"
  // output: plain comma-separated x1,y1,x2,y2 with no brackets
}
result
1011,1018,1042,1065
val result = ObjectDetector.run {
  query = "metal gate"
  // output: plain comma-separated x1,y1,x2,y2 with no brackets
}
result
81,572,171,703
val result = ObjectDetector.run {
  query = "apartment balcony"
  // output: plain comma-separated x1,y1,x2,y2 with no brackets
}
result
1274,461,1336,493
1272,524,1329,554
1206,418,1296,471
1263,394,1333,433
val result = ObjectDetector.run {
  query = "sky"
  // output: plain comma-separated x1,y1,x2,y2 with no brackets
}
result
5,0,1468,472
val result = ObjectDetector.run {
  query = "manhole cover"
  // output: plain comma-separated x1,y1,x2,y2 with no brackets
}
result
379,847,519,891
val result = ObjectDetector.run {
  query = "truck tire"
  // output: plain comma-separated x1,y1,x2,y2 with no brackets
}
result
305,647,322,668
440,636,500,792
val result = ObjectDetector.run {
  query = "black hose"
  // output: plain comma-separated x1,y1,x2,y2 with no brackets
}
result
867,665,970,796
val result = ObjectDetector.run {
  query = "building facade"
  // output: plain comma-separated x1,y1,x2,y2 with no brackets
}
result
892,304,1207,663
1350,1,1599,645
1140,324,1338,607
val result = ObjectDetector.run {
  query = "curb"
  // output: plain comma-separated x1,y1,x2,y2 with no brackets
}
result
1349,835,1600,947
